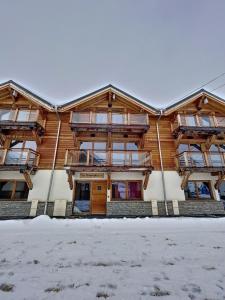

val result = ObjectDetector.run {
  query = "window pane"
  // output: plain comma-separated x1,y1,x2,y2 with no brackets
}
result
14,182,29,199
80,142,92,150
184,182,197,199
112,182,126,200
128,182,142,199
10,140,24,149
94,142,106,150
112,143,125,150
95,113,107,124
196,182,211,199
112,153,125,165
219,144,225,152
200,115,211,127
209,144,219,152
127,143,138,150
92,152,106,165
25,141,37,151
178,144,189,153
17,110,30,121
72,112,90,123
185,115,197,126
190,144,201,152
0,109,13,121
112,113,125,124
0,181,14,199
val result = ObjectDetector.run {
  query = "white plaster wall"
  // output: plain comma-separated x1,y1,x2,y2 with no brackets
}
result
143,171,164,201
164,171,185,201
28,170,51,202
28,170,73,202
50,170,73,202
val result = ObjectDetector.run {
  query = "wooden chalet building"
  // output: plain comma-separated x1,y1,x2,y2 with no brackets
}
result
0,80,225,218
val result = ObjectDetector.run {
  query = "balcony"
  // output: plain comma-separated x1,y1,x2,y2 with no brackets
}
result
70,112,149,134
172,114,225,138
176,151,225,173
0,109,45,141
0,148,40,172
64,149,153,172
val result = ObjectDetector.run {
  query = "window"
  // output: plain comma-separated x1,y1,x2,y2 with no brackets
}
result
112,113,125,124
112,181,142,200
200,115,212,127
95,113,108,124
112,142,138,151
10,140,37,151
185,115,197,126
80,141,106,150
184,181,213,200
0,181,29,200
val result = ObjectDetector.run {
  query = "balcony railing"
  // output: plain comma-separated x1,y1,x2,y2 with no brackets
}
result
177,151,225,169
65,149,152,169
0,148,40,168
174,114,225,129
0,109,44,125
70,112,149,126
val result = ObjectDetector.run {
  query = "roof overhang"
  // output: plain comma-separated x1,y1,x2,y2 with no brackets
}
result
0,80,54,111
58,84,159,115
164,89,225,115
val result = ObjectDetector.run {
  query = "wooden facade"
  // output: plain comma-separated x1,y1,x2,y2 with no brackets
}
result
0,81,225,217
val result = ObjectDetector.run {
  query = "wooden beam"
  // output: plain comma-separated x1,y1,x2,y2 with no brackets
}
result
215,172,225,189
67,170,74,190
23,171,33,190
181,171,191,190
143,171,150,190
175,132,183,148
107,172,111,190
205,134,216,149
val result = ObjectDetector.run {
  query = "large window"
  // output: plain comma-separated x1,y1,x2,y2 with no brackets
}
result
112,181,142,200
184,181,213,200
0,181,29,200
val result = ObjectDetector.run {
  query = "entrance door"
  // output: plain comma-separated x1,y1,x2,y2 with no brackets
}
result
91,181,107,215
74,182,90,214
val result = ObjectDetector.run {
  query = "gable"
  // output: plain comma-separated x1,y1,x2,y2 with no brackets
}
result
58,85,159,115
0,80,54,111
164,89,225,115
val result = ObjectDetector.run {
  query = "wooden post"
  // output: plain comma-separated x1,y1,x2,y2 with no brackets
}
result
215,172,225,190
143,171,150,190
23,171,33,190
181,171,191,190
67,170,74,190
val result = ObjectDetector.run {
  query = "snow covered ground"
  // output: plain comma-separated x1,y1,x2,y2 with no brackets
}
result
0,217,225,300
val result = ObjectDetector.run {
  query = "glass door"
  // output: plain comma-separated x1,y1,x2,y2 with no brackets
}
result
73,182,90,214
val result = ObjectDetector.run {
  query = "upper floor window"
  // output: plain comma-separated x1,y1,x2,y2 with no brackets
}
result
10,140,37,151
178,144,201,153
80,141,106,150
112,142,138,151
95,113,108,124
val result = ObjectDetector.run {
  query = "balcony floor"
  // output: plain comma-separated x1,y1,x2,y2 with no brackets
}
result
70,123,150,134
173,125,225,138
0,121,45,136
179,166,225,174
65,165,153,172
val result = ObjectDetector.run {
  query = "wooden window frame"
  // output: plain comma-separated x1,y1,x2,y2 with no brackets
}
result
111,180,143,201
184,180,214,201
0,180,29,201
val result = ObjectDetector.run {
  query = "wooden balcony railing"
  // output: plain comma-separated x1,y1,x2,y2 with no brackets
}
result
0,148,40,169
173,114,225,130
64,149,152,169
176,151,225,170
70,111,149,129
0,108,44,126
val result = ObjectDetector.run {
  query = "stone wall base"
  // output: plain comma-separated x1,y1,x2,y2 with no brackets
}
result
0,200,224,219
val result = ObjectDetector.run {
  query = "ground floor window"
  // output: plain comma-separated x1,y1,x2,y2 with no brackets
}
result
184,181,213,200
0,181,29,200
112,181,142,200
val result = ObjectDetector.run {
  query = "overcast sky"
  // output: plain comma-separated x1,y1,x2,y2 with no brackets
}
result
0,0,225,107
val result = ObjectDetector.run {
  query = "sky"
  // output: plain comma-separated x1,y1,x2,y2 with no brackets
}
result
0,0,225,108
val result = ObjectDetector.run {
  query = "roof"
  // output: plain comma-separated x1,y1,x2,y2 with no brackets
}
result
0,80,54,111
164,88,225,115
1,80,225,115
58,84,159,114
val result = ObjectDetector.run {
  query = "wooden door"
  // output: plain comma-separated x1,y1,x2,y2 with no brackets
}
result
91,181,107,214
